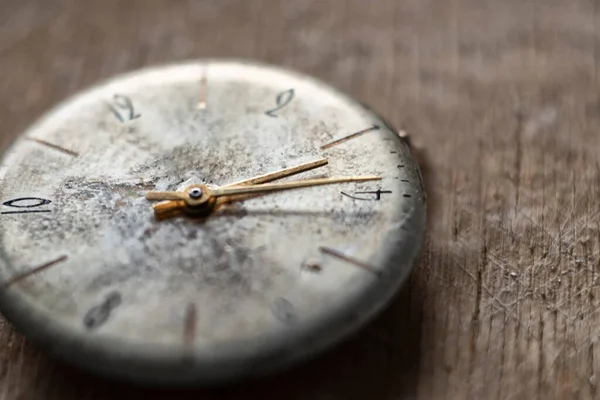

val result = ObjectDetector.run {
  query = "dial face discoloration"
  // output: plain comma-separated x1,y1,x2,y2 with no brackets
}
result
0,60,426,384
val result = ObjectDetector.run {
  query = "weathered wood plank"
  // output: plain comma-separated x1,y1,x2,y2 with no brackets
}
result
0,0,598,398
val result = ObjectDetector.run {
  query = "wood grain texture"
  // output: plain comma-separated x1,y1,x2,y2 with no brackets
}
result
0,0,598,398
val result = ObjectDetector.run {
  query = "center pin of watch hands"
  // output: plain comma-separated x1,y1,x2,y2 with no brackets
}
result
144,158,381,219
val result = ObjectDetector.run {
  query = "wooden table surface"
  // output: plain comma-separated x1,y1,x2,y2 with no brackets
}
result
1,0,599,399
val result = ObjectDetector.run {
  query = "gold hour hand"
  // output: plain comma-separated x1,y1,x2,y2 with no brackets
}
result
151,200,187,220
147,158,329,217
221,158,328,188
145,192,189,201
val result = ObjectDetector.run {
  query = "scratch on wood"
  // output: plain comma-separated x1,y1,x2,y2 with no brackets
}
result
451,242,541,346
514,111,524,207
537,312,545,398
0,356,5,382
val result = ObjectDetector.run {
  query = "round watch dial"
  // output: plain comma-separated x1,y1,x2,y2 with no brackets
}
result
0,60,426,385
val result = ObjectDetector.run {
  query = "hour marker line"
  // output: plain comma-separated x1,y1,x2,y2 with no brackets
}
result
184,303,197,347
4,255,68,288
318,246,381,277
197,70,207,110
26,138,78,157
320,125,380,150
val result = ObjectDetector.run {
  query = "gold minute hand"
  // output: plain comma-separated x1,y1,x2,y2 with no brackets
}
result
145,176,381,205
209,176,381,197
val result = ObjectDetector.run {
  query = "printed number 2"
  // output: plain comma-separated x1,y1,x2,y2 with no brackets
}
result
108,94,141,123
265,89,295,117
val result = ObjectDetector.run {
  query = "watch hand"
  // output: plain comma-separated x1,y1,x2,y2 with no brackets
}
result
209,176,381,197
149,173,329,219
151,200,187,220
149,158,331,218
145,175,381,209
149,158,329,197
145,192,188,201
221,158,328,188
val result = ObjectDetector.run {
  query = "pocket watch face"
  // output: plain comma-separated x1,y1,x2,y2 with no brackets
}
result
0,60,426,385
